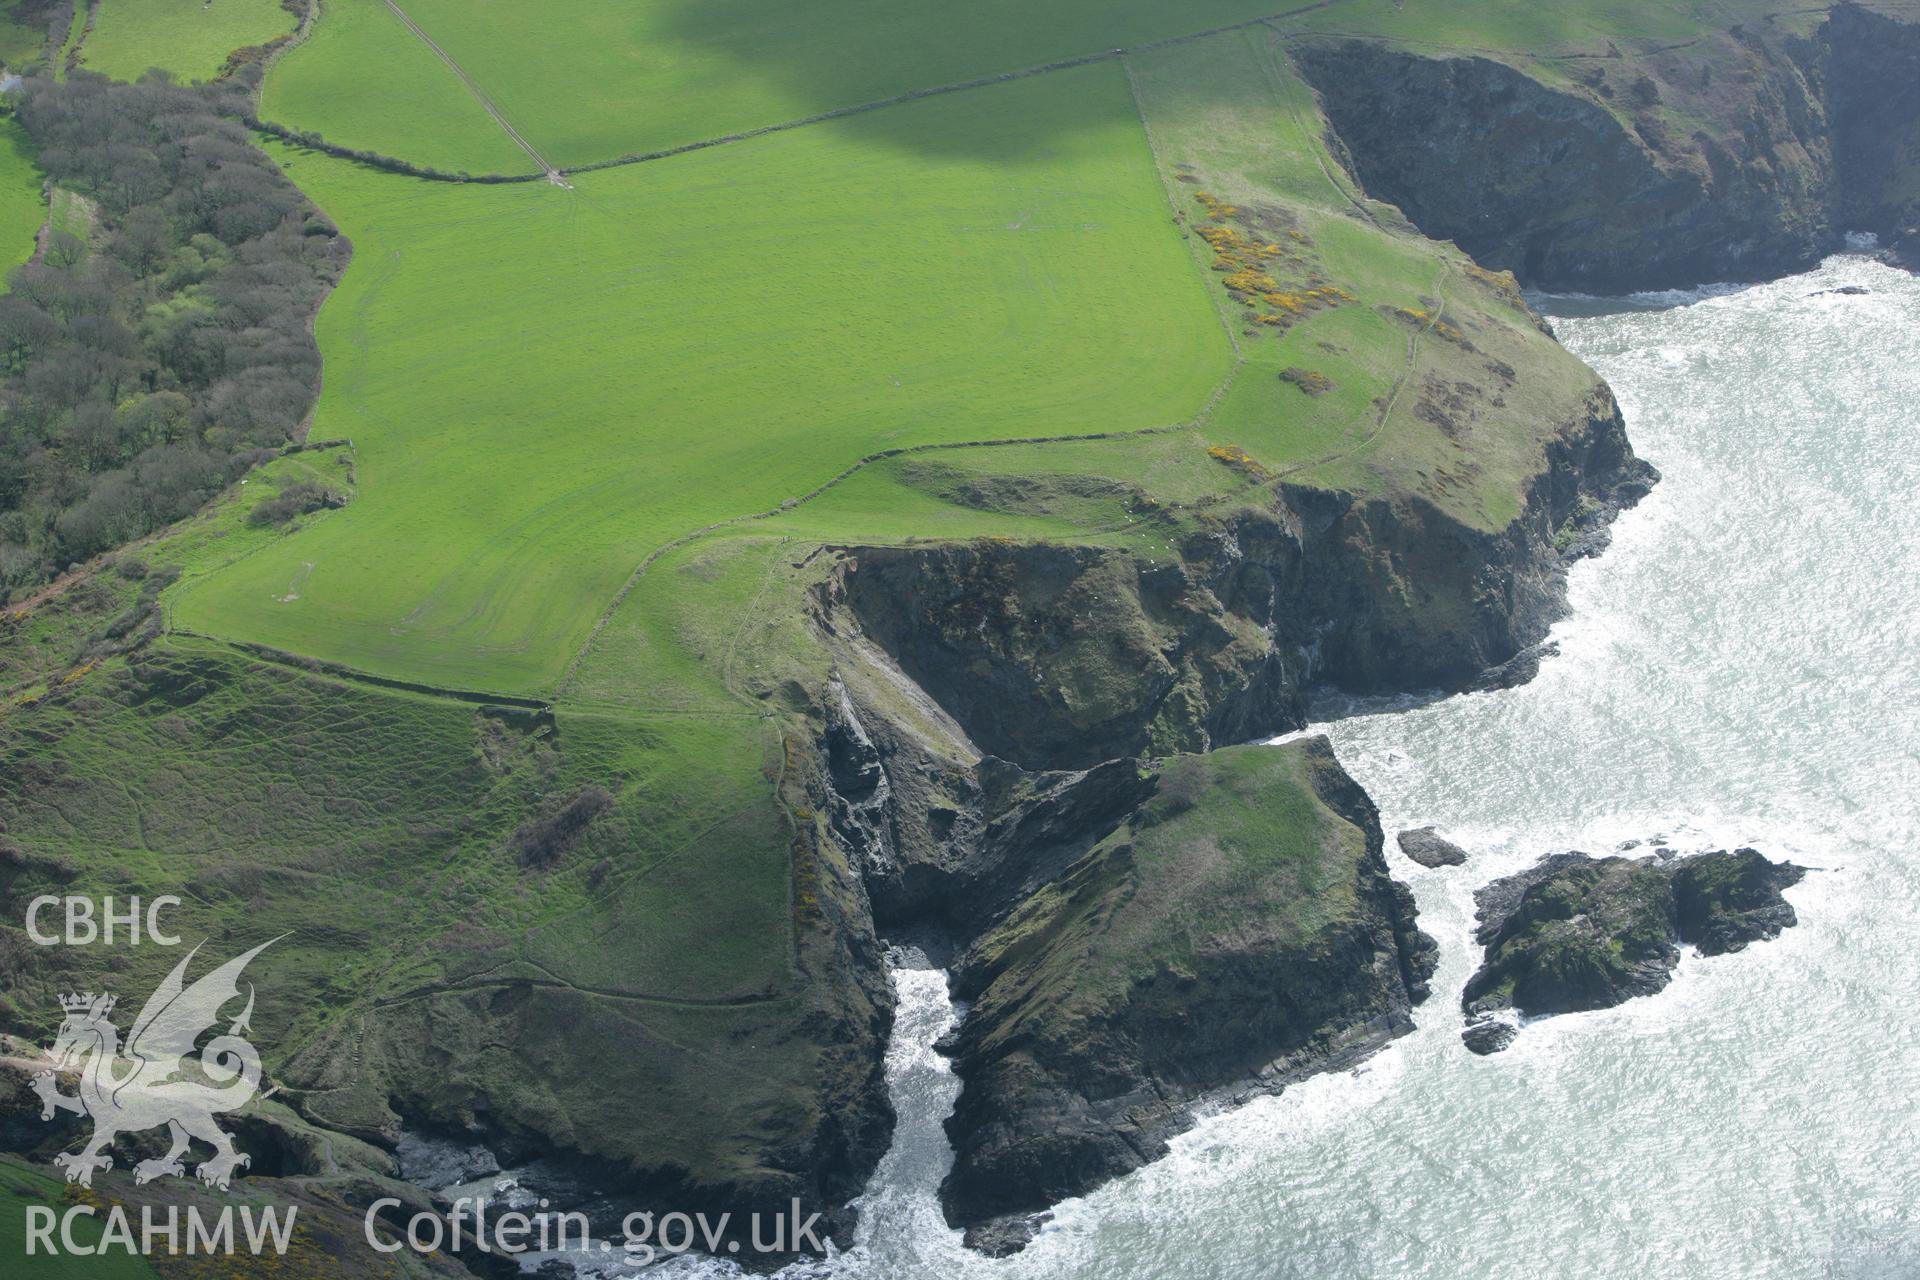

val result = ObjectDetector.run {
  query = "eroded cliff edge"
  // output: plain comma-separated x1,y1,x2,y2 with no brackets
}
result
802,385,1653,1249
1459,847,1806,1055
12,7,1905,1263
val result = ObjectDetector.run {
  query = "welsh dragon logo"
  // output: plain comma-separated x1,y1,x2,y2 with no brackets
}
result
31,939,278,1189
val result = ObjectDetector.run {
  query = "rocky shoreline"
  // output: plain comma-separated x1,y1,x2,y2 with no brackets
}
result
815,9,1920,1237
805,380,1657,1249
792,4,1917,1227
330,8,1907,1251
1397,827,1470,868
931,740,1437,1253
9,9,1903,1268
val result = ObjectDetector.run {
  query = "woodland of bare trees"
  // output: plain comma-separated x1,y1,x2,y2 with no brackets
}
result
0,70,346,597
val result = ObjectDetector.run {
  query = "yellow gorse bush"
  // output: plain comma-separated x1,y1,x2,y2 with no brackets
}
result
1191,195,1355,333
1205,444,1274,481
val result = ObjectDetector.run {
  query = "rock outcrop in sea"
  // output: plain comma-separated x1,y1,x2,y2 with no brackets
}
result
1398,827,1470,868
803,388,1655,1248
1460,847,1806,1053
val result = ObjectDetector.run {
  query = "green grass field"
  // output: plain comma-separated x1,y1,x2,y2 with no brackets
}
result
0,117,44,276
561,23,1606,714
1130,27,1598,529
267,0,1290,171
257,0,1802,175
0,0,1802,1237
183,5,1610,699
260,0,532,175
175,62,1230,694
82,0,297,82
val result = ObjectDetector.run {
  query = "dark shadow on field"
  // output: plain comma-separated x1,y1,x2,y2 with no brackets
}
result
639,0,1282,160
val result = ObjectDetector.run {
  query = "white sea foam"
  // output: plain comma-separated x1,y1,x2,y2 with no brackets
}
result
832,253,1920,1278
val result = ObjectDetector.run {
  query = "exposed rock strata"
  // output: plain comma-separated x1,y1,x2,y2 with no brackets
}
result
1398,827,1469,868
836,389,1651,778
804,387,1655,1249
1296,7,1920,292
932,741,1437,1250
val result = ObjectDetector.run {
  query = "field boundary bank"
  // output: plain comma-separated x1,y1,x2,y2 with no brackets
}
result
251,0,1347,184
240,0,321,94
244,116,547,183
165,628,554,710
1124,56,1245,358
133,422,1184,711
379,0,561,179
61,0,95,78
553,417,1225,697
39,0,72,67
1,439,356,624
258,0,1826,186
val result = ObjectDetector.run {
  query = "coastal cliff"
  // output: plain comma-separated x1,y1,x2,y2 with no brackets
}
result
836,390,1649,780
934,740,1435,1250
10,5,1907,1264
805,381,1653,1248
1295,5,1920,291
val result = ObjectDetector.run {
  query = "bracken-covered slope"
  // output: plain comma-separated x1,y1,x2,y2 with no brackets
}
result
0,0,1914,1270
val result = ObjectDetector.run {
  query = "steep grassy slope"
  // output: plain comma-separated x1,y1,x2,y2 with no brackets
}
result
0,623,870,1218
9,0,1887,1257
174,64,1229,693
0,1163,159,1278
940,740,1434,1231
81,0,297,82
1131,27,1600,529
566,24,1612,715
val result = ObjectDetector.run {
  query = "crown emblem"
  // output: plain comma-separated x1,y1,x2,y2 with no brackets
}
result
35,940,278,1192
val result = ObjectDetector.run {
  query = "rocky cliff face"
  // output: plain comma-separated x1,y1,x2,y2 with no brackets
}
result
1295,7,1920,291
1824,5,1920,264
934,741,1436,1252
803,383,1654,1249
838,389,1650,779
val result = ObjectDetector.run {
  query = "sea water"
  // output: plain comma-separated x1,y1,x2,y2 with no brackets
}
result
823,254,1920,1280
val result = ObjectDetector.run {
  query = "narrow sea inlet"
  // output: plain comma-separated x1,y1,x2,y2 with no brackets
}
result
825,255,1920,1280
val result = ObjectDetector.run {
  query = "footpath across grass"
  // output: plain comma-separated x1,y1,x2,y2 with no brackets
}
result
261,0,533,175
